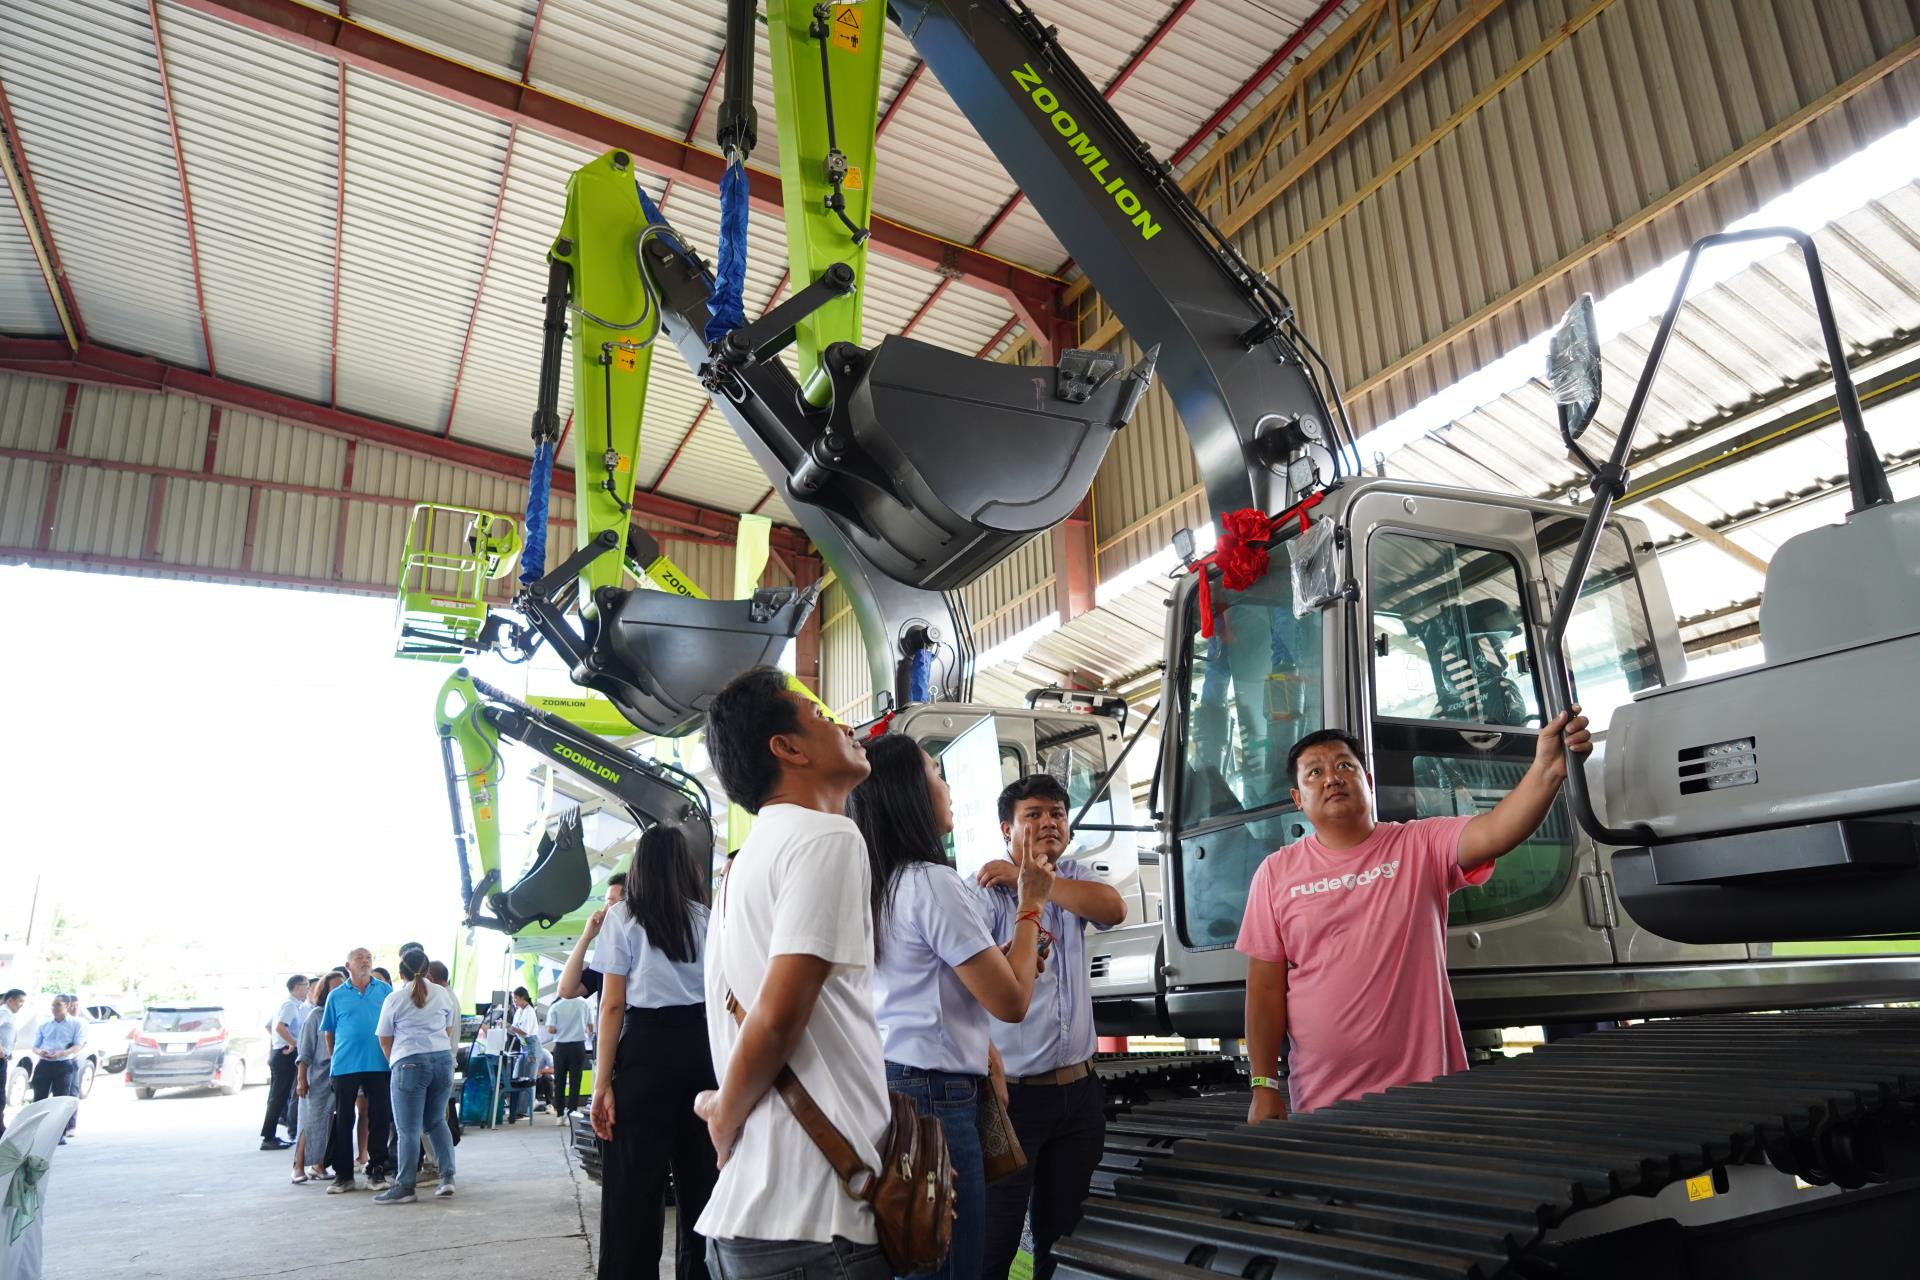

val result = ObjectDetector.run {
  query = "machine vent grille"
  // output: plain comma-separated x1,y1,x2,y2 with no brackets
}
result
1677,736,1759,794
1090,954,1111,980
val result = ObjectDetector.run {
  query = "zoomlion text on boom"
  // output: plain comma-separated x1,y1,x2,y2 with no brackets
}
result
1010,62,1161,241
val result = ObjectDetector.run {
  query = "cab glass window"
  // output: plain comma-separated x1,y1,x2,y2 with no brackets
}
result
1371,534,1540,726
1037,717,1112,853
1537,520,1662,730
1369,532,1569,925
1174,564,1325,948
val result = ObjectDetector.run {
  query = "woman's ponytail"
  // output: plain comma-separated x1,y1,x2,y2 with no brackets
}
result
400,947,430,1009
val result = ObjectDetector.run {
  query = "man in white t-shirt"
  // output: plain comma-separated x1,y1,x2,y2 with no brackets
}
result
694,666,889,1280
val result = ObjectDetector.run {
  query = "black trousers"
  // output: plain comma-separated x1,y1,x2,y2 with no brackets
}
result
981,1072,1107,1280
599,1005,717,1280
262,1049,297,1140
553,1039,588,1114
30,1058,80,1135
331,1069,393,1184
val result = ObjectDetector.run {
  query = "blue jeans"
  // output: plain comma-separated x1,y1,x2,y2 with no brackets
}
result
389,1051,455,1192
885,1063,983,1280
707,1236,889,1280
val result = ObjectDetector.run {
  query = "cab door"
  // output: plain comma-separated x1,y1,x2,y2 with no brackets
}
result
1351,488,1614,971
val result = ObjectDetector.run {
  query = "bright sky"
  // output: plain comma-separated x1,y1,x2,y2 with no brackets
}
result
0,564,551,975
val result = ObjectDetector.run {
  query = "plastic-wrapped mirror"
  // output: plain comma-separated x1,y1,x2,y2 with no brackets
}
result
1548,294,1602,444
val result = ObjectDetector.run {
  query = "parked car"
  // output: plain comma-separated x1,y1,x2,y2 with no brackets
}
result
78,1003,135,1074
5,999,120,1106
124,1006,265,1098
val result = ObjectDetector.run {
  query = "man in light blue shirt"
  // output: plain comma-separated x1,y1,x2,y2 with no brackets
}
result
31,996,87,1142
971,775,1125,1280
262,974,309,1151
545,994,591,1122
321,948,393,1193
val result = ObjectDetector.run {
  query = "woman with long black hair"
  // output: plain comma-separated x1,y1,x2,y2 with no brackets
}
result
589,825,719,1280
848,734,1053,1280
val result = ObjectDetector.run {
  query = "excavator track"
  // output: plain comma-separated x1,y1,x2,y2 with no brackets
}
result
1060,1009,1920,1279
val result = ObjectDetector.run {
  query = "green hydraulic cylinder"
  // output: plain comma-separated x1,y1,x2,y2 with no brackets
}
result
767,0,886,404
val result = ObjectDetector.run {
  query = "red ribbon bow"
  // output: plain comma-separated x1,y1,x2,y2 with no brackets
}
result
1187,495,1323,638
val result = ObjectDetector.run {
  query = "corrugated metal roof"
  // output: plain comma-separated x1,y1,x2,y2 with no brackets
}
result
0,0,206,366
444,126,594,453
349,0,541,82
0,188,57,335
334,70,516,430
157,4,338,400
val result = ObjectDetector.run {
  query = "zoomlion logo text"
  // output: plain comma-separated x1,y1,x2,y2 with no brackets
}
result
1010,63,1161,241
553,743,620,784
1289,860,1400,899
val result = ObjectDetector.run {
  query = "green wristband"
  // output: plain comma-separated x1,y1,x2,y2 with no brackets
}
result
1250,1075,1282,1092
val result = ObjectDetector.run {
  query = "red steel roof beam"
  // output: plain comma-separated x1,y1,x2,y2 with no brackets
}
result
0,339,810,553
328,63,346,404
147,0,219,374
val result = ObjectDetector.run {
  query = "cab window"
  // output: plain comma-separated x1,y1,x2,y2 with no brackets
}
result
1537,519,1663,730
1173,562,1325,948
1369,531,1571,925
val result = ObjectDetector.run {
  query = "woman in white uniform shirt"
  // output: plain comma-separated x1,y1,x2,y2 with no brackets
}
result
373,948,459,1204
847,734,1054,1280
589,825,719,1280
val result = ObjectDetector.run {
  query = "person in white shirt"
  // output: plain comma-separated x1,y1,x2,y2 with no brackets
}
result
558,873,626,1001
261,974,308,1151
848,734,1053,1280
546,994,591,1122
373,947,459,1204
692,666,889,1280
588,826,719,1280
505,987,540,1123
0,989,22,1142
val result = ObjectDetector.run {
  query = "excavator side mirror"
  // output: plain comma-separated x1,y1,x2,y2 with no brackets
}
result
1548,294,1602,450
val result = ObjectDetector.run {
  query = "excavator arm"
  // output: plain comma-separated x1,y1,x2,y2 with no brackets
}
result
435,666,714,939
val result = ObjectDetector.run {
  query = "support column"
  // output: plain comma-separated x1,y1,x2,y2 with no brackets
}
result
1050,495,1096,626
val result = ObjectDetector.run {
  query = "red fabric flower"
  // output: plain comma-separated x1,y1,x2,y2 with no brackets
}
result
1215,508,1273,591
1190,507,1275,638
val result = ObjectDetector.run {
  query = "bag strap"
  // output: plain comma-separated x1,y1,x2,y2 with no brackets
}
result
724,989,877,1201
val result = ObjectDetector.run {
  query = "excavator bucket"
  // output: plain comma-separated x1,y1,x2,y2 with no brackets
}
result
489,810,591,933
575,582,820,737
807,337,1154,590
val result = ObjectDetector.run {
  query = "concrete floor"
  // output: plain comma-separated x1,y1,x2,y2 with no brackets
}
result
32,1075,681,1279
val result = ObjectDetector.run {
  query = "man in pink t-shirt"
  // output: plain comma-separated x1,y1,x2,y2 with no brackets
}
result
1235,708,1591,1121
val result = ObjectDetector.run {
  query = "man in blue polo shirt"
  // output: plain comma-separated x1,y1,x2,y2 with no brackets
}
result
973,775,1127,1280
322,947,393,1193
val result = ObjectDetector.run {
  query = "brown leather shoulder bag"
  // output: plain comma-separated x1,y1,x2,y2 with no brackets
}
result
724,991,954,1274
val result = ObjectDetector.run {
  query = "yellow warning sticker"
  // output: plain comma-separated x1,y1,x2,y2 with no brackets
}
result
1684,1173,1716,1202
615,454,632,472
831,3,862,52
614,345,637,372
843,165,863,190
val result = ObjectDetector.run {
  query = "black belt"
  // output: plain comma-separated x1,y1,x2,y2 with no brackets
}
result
621,1003,705,1029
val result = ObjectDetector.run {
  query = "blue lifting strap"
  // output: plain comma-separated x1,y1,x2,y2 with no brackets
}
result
908,647,934,703
519,438,553,586
704,161,749,344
